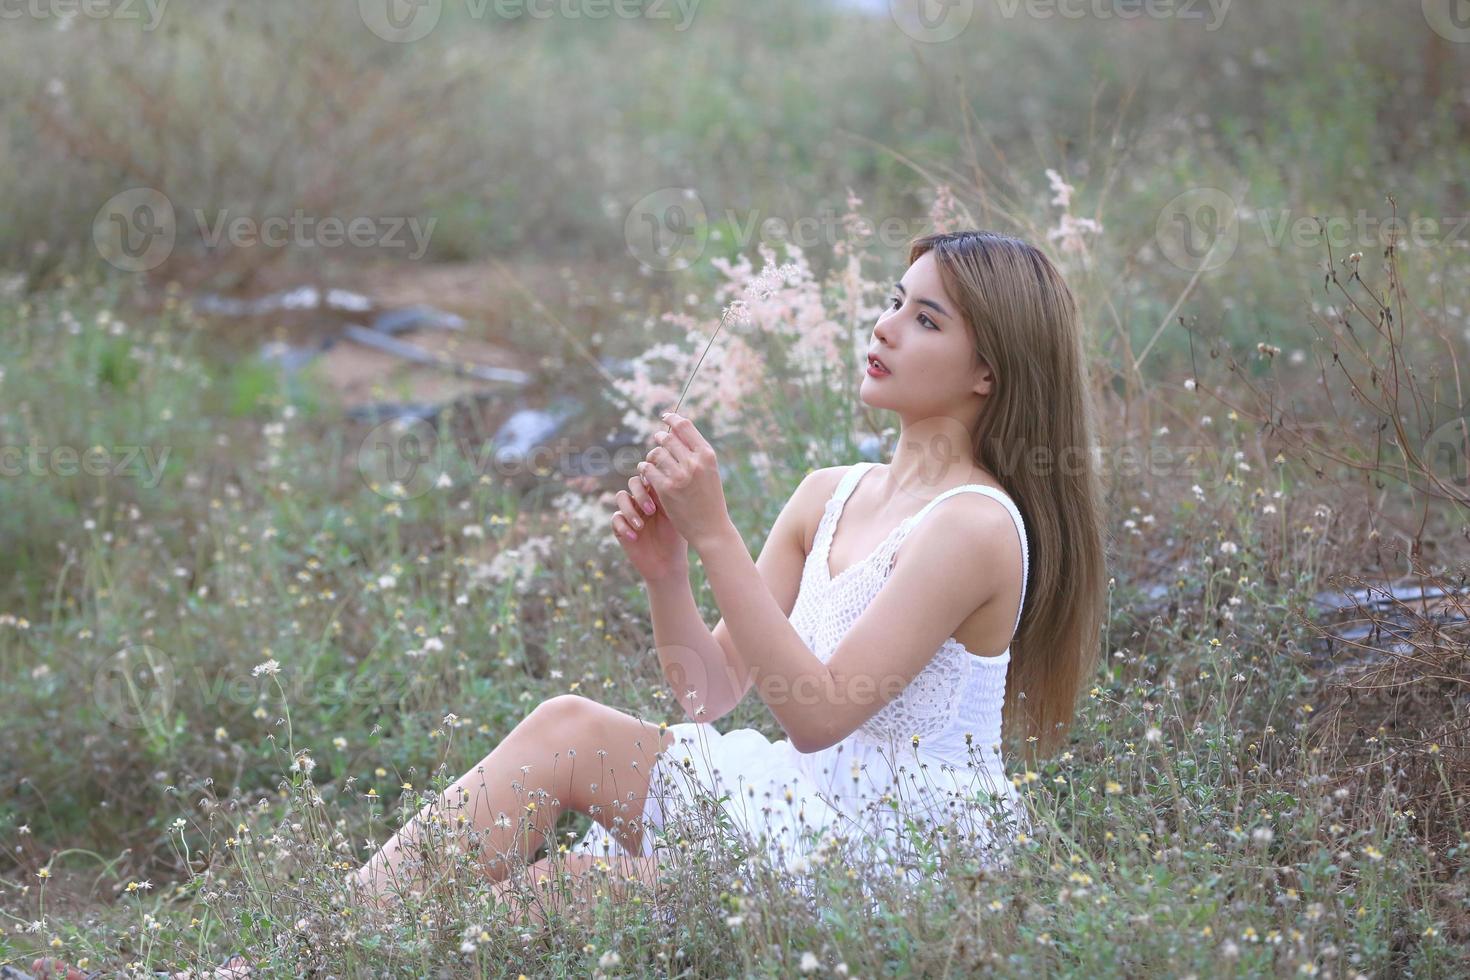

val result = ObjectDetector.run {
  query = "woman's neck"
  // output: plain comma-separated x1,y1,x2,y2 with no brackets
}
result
881,416,989,507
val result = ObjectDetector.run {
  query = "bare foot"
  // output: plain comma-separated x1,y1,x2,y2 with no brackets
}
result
29,958,88,980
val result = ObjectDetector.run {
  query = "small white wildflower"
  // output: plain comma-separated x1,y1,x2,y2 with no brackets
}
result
800,951,820,973
1219,540,1239,555
1183,378,1196,391
252,659,281,677
435,472,453,489
377,574,397,590
1144,727,1162,743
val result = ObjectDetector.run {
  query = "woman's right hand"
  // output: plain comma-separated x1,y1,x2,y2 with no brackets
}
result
612,473,688,583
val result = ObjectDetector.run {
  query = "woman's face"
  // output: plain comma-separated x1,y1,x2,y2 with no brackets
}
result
861,250,992,416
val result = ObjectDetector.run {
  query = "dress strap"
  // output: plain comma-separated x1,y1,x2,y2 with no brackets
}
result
831,461,878,506
906,484,1030,637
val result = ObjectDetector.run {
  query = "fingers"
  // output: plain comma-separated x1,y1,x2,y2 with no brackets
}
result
652,429,690,467
612,500,640,542
626,473,656,516
663,413,710,456
637,457,663,486
615,489,645,532
642,440,678,481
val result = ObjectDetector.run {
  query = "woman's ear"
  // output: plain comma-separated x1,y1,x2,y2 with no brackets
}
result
973,358,994,398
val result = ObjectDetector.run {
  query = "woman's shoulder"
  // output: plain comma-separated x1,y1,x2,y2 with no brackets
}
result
809,462,858,490
800,462,871,505
782,465,862,551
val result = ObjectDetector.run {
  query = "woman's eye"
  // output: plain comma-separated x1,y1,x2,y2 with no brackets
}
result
887,295,937,329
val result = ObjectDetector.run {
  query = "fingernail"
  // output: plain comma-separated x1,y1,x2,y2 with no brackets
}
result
632,516,644,529
642,501,655,515
625,530,637,541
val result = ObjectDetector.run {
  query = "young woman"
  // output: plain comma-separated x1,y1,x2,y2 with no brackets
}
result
335,228,1110,931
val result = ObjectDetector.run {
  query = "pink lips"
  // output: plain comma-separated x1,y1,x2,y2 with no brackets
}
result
867,355,891,376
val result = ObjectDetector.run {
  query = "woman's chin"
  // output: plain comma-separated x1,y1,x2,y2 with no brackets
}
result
858,380,890,407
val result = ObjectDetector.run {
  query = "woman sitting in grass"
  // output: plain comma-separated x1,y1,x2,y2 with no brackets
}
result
35,230,1108,975
346,229,1108,924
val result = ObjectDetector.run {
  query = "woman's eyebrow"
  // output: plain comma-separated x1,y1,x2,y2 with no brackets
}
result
894,282,951,319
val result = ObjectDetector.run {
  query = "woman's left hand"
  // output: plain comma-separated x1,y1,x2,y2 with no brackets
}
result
637,412,732,552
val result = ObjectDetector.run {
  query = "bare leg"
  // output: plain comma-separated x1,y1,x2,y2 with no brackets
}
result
348,695,675,908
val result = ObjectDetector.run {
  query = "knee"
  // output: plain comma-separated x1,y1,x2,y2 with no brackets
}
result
528,693,600,729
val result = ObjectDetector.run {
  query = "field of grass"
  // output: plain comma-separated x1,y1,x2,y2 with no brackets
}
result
2,0,1468,976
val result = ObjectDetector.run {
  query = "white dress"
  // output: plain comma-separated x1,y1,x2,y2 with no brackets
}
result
572,461,1033,894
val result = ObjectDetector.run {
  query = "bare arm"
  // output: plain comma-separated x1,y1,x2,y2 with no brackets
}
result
697,492,1011,753
645,468,835,725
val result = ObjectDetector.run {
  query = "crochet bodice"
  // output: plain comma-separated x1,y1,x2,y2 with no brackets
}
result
787,461,1030,772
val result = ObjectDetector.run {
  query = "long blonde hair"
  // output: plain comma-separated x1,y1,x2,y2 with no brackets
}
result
908,230,1110,764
